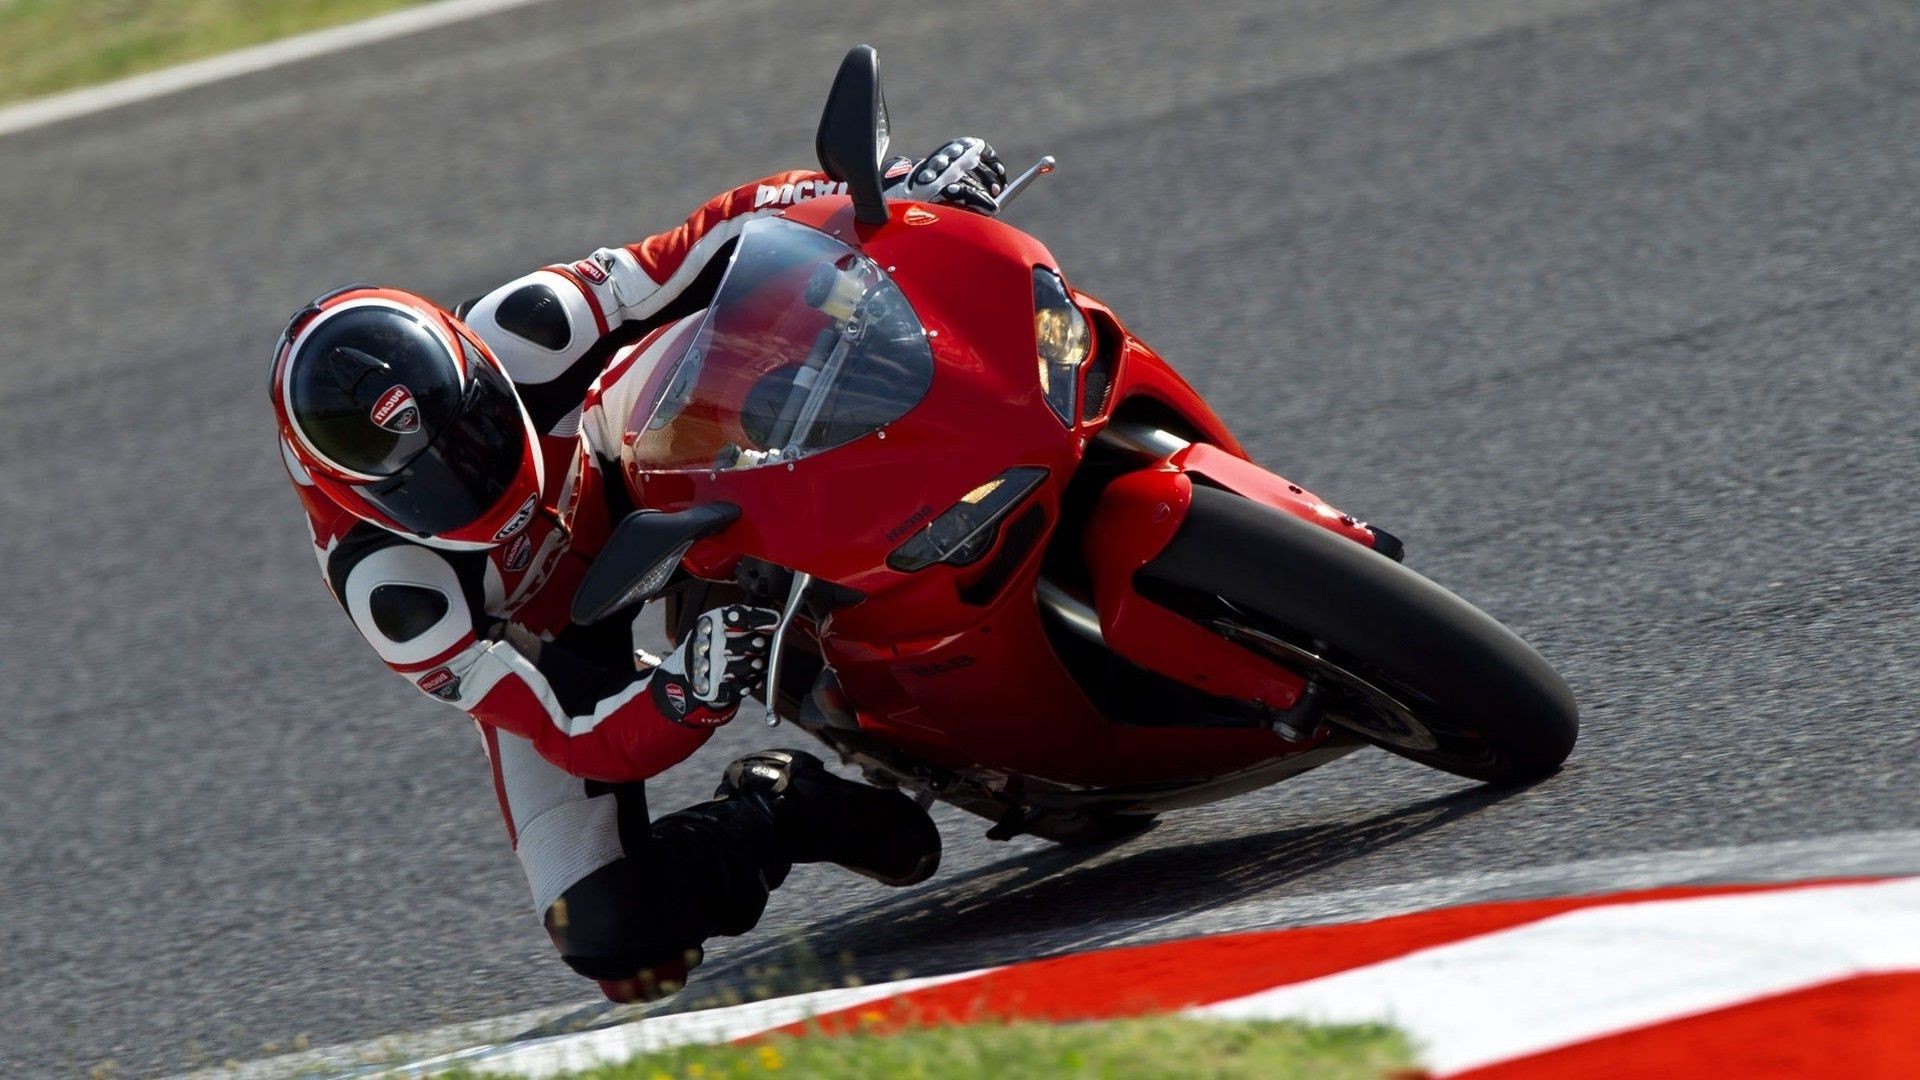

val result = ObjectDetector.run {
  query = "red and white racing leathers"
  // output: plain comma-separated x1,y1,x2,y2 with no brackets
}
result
282,171,842,925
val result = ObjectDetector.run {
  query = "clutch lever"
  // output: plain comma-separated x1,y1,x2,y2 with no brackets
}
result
762,570,814,726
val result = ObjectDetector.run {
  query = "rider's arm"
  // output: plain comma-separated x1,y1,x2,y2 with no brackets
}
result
311,517,725,783
459,169,839,392
618,169,845,320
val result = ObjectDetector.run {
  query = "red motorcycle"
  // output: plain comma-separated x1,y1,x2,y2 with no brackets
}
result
574,46,1578,845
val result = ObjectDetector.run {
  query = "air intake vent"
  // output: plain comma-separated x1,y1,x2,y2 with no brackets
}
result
1081,349,1116,421
1079,307,1123,422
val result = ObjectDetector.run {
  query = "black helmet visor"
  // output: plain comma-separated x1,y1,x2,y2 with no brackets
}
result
357,354,528,536
288,307,467,477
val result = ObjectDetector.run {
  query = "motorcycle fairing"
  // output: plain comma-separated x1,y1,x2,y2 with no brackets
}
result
1080,443,1383,721
616,194,1376,789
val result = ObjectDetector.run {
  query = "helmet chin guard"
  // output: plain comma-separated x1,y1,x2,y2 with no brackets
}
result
271,286,546,549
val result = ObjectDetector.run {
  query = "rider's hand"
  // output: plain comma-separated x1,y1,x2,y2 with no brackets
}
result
649,605,779,725
884,136,1008,215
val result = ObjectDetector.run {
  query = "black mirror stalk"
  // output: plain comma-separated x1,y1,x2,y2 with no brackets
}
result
570,503,741,625
815,44,891,225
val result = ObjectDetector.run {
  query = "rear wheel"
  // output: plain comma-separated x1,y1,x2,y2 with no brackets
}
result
1139,486,1577,784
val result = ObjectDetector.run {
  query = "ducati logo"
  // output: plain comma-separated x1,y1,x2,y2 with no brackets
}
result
662,681,688,716
572,256,609,285
418,667,461,700
751,179,849,208
502,532,532,572
370,384,420,434
492,494,537,541
903,206,939,226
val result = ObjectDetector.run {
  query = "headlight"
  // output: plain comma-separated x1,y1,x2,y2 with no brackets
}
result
1034,268,1090,425
887,467,1049,572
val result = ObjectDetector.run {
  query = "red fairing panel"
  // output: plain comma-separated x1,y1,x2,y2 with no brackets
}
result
1079,441,1378,717
1083,466,1310,714
1170,443,1377,547
1069,289,1249,457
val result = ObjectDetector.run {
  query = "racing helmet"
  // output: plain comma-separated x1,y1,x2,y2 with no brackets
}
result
270,286,543,549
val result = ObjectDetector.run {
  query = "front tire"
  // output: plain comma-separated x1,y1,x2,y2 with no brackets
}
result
1139,486,1578,784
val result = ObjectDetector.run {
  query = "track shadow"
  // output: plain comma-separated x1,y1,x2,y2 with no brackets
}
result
681,779,1535,1007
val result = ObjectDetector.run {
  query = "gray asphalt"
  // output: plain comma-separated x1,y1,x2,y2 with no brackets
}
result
3,0,1917,1074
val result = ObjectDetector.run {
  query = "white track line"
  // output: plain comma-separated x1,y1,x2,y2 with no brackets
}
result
410,971,989,1079
179,830,1920,1079
1199,877,1920,1076
0,0,555,139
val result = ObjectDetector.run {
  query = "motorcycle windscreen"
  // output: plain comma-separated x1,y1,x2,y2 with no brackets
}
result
628,217,933,472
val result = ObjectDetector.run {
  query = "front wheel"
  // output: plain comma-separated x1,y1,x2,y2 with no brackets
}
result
1138,486,1578,785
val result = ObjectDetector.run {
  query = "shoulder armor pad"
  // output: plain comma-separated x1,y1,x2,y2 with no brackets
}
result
369,583,451,642
495,284,572,351
329,529,487,666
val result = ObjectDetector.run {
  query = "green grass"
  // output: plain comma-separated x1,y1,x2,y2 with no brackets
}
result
453,1016,1417,1080
0,0,434,106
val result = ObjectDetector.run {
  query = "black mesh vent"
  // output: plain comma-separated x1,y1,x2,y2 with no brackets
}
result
1079,307,1122,422
959,505,1048,607
1080,348,1116,421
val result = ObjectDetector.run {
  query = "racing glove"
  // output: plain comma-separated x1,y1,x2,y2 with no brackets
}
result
647,605,779,726
884,136,1009,215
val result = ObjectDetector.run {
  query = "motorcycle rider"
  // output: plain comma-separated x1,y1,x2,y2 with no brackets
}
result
270,140,1010,1001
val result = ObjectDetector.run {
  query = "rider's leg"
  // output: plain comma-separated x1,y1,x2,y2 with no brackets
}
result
552,752,943,1002
546,785,791,1002
714,748,942,887
486,726,940,1003
482,723,786,1002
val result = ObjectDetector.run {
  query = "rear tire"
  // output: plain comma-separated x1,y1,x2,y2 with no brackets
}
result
1140,486,1577,785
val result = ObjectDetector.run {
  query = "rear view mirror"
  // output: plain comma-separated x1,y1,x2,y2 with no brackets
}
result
571,504,741,624
815,44,892,225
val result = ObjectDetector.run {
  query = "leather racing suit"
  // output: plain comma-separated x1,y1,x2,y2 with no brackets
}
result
282,170,866,992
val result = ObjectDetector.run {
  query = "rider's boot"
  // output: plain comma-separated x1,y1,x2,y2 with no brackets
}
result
716,749,941,886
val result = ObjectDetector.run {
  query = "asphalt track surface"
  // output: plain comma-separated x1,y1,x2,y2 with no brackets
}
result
3,0,1917,1074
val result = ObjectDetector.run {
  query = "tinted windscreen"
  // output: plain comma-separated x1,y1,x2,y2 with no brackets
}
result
626,218,933,472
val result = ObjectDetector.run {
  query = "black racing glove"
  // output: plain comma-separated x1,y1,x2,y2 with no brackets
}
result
883,136,1009,215
648,605,779,725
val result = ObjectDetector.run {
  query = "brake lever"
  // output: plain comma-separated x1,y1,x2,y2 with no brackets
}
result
996,155,1056,209
762,570,814,726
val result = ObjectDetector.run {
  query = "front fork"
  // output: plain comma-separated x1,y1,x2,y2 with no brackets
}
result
1068,423,1390,730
